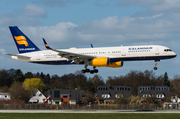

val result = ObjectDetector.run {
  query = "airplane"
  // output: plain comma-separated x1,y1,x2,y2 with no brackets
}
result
5,26,177,74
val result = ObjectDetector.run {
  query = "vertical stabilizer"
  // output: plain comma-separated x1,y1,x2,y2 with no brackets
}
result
9,26,41,53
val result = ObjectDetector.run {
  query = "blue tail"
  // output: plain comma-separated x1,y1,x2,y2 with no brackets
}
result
9,26,41,53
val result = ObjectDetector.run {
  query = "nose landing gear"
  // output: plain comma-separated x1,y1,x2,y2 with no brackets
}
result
154,60,159,70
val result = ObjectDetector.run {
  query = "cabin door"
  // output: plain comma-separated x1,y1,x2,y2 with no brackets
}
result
155,48,160,55
122,48,126,56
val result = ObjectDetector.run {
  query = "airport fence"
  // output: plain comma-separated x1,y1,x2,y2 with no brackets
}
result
0,104,168,110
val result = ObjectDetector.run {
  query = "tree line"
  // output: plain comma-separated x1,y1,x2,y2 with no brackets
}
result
0,68,180,103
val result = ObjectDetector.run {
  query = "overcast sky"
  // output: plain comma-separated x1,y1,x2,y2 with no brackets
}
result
0,0,180,80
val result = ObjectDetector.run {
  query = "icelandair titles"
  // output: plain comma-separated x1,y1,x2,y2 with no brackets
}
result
129,47,153,50
19,48,35,51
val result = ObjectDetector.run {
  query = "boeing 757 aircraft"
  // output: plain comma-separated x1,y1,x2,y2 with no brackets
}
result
5,26,177,74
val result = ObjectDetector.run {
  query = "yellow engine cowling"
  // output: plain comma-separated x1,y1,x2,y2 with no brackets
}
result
91,57,109,67
107,61,123,68
90,57,123,68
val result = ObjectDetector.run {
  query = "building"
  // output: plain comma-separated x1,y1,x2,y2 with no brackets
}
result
29,89,46,104
0,92,11,100
97,86,131,104
138,86,170,99
48,89,84,105
171,95,180,103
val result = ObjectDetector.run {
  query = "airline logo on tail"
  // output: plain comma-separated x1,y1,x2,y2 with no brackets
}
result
14,36,29,47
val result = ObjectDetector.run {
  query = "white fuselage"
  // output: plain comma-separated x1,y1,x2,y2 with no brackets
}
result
11,45,176,66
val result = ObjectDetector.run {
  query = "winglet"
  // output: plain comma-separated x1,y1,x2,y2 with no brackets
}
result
42,38,51,49
90,44,94,48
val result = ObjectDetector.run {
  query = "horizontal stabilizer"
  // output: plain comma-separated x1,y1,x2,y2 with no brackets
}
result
4,53,31,60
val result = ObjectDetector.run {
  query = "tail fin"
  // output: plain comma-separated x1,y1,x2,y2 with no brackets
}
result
9,26,41,53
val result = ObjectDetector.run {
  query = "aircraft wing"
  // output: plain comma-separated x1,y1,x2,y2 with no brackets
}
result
42,38,95,64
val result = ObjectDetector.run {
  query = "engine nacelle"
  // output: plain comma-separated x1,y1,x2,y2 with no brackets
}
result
89,57,123,68
90,57,109,67
107,61,123,68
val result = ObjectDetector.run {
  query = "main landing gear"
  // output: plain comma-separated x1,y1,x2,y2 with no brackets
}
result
81,66,98,74
154,60,159,70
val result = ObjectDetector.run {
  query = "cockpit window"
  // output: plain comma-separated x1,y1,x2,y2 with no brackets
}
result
164,49,172,52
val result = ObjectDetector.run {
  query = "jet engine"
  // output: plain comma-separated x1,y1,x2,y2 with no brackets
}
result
90,57,109,67
89,57,123,68
107,61,123,68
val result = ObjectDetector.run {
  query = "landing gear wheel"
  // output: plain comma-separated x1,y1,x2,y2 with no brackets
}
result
85,69,90,72
94,69,98,73
81,70,86,74
81,65,99,74
154,67,157,70
90,70,95,74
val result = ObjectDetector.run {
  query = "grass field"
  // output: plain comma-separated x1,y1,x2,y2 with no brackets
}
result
0,113,180,119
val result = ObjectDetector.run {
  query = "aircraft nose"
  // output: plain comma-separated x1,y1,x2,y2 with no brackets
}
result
173,52,177,57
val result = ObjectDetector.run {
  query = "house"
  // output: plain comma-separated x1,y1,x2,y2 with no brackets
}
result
29,89,46,104
138,86,170,99
97,86,131,104
0,92,11,100
171,95,180,103
48,89,84,105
